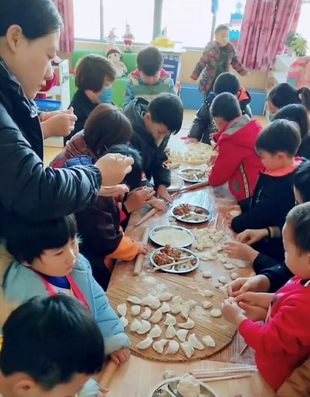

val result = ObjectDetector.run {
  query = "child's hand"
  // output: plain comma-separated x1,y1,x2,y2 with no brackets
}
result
221,298,245,326
185,138,199,144
97,387,109,397
190,78,195,83
147,197,168,212
236,229,268,245
236,292,274,310
110,348,131,365
224,241,258,262
227,275,271,297
156,184,173,203
238,302,268,322
124,187,155,212
137,242,148,255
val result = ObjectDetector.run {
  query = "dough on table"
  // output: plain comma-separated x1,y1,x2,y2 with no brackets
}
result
127,296,141,304
131,305,141,316
137,320,151,334
202,301,212,309
150,309,163,324
202,271,212,278
177,374,200,397
188,333,204,350
210,309,222,318
202,289,213,297
202,335,216,347
149,324,162,338
152,339,168,354
137,336,153,350
176,329,189,342
117,303,127,317
166,340,180,355
180,342,194,359
179,318,195,329
141,307,152,320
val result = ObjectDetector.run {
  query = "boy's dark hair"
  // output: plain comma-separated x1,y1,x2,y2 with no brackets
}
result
84,104,132,159
137,46,163,76
256,119,301,157
75,54,116,92
294,161,310,203
147,93,183,134
105,144,143,189
0,295,104,389
273,104,310,142
0,0,63,39
210,92,242,121
4,215,77,264
267,83,310,112
286,202,310,253
214,72,240,96
215,24,230,34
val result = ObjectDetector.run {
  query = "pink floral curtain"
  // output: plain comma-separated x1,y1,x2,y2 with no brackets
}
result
237,0,303,70
53,0,75,52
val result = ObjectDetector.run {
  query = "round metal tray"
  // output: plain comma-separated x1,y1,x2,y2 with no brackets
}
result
149,377,218,397
172,204,209,224
149,225,194,248
150,247,199,274
178,168,208,183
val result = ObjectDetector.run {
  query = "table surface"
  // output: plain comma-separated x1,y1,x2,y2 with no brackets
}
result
107,139,265,397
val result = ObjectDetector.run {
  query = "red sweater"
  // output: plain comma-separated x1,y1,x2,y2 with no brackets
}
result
239,276,310,390
208,116,263,200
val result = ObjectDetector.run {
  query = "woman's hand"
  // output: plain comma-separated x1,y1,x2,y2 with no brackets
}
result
98,184,129,197
110,348,131,365
227,275,271,297
124,187,155,213
156,184,173,203
224,242,259,262
236,229,268,245
40,108,77,139
95,154,134,187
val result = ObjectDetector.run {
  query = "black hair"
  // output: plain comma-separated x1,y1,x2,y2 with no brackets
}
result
105,144,143,189
136,46,163,76
0,295,104,389
215,24,230,34
294,161,310,203
210,92,242,121
267,83,310,112
4,215,77,264
256,119,301,157
0,0,63,39
147,93,183,134
214,72,240,96
286,202,310,253
273,104,310,142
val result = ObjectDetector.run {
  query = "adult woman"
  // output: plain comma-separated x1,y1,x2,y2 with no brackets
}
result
0,0,133,235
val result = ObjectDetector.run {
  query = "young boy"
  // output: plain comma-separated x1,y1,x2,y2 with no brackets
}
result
123,93,183,202
187,72,252,144
0,295,105,397
191,25,248,98
123,46,175,107
222,202,310,391
208,92,263,201
230,120,303,262
68,54,117,143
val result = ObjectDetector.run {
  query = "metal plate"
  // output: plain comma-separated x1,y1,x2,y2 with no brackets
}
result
172,204,209,224
150,247,199,274
150,377,218,397
149,225,194,248
167,173,184,192
178,168,208,183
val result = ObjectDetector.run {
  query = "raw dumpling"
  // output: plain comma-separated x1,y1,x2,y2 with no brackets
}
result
165,325,177,339
210,309,222,318
157,292,173,302
231,272,238,280
137,336,153,350
171,295,183,305
219,285,227,294
150,299,161,310
219,256,227,264
117,303,127,317
202,289,213,297
141,294,157,307
188,334,204,350
214,283,222,289
177,374,200,397
137,320,151,334
176,329,189,342
202,301,212,309
171,303,182,314
127,296,142,305
218,276,228,284
159,302,171,313
224,263,235,270
181,305,190,320
164,370,177,380
202,271,212,278
150,309,163,324
179,318,195,329
120,317,128,328
165,340,180,355
149,324,162,338
152,339,168,354
131,305,141,316
202,335,216,348
185,300,197,309
180,342,195,359
130,319,141,332
141,307,152,320
164,313,177,326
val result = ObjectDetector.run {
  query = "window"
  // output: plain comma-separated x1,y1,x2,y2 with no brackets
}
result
74,0,102,41
296,1,310,54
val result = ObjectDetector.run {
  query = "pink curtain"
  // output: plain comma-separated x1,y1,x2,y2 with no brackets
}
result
237,0,303,70
53,0,75,52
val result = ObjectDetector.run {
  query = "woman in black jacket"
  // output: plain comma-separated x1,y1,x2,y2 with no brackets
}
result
0,0,132,235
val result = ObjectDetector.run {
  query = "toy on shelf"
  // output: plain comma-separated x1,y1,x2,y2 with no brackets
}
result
107,28,118,45
151,27,175,48
123,23,135,52
107,47,127,78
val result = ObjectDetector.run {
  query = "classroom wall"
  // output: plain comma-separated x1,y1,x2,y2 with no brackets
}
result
59,41,268,90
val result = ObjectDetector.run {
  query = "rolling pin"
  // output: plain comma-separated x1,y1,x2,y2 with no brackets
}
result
99,360,118,390
134,208,158,227
133,227,149,276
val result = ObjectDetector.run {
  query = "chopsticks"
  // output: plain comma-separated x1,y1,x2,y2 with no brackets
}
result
171,180,210,197
152,257,194,272
190,366,256,382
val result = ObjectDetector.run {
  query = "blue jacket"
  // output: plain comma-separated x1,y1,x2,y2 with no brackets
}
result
2,254,130,355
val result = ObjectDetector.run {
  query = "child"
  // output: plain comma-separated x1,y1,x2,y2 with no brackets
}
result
61,144,149,290
2,214,131,365
124,93,183,202
222,202,310,391
123,46,175,107
68,54,117,143
190,25,247,98
187,72,252,144
230,120,303,262
0,295,105,397
208,93,263,201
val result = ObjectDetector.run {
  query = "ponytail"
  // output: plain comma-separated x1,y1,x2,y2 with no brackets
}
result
298,87,310,111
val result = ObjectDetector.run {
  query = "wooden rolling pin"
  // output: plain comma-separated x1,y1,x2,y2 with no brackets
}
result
99,360,118,390
135,208,158,227
133,227,149,276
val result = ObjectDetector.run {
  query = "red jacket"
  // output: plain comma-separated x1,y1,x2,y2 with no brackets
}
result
208,116,263,201
239,277,310,390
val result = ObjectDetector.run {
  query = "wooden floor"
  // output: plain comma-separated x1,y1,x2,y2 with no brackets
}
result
43,111,267,166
